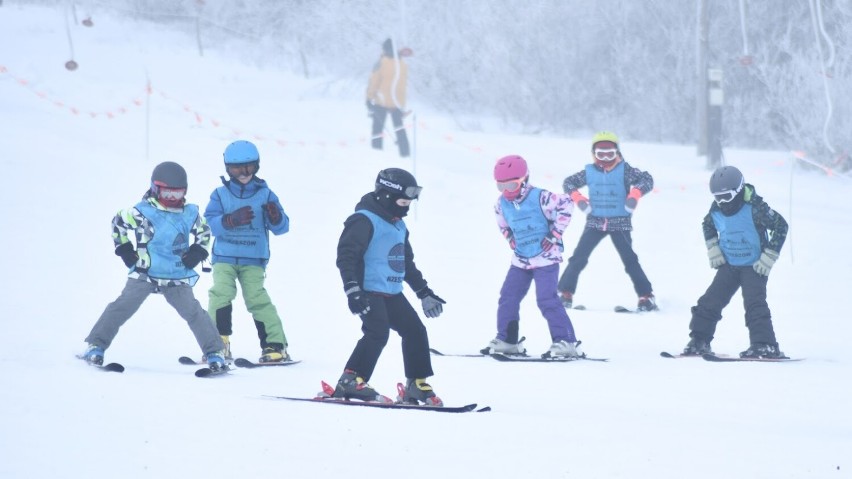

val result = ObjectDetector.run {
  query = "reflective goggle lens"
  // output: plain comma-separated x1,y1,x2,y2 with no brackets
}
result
714,189,738,203
404,185,423,199
496,179,524,192
159,187,186,200
594,148,618,161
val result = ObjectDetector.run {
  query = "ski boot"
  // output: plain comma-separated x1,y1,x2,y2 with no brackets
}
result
202,335,232,364
683,337,713,356
740,343,784,359
480,337,526,355
397,378,443,406
637,294,659,312
332,370,392,403
206,352,227,372
543,340,584,359
82,344,104,365
259,346,289,363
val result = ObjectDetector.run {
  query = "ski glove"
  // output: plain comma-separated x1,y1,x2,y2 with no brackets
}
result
115,242,138,268
570,191,591,214
222,206,254,229
541,230,561,252
706,238,726,269
416,287,446,319
264,202,282,225
624,187,642,213
753,249,779,276
345,283,371,316
181,244,209,269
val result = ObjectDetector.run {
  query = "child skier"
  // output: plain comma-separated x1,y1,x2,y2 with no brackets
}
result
204,140,291,363
333,168,446,405
82,162,226,370
557,131,658,312
481,155,583,358
682,165,789,358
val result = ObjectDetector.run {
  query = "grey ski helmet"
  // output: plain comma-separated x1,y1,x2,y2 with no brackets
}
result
709,166,744,203
151,161,188,189
375,168,421,200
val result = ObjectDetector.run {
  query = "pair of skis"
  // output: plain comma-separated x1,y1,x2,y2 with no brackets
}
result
571,305,654,314
428,348,609,362
660,351,802,362
178,356,302,378
266,381,490,413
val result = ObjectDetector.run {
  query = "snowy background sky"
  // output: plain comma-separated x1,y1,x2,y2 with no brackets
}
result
1,3,850,479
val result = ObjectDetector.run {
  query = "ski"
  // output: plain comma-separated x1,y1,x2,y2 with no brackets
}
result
233,358,302,368
661,351,734,359
76,355,125,373
701,353,803,363
490,353,609,362
178,356,203,365
264,395,489,412
428,348,486,358
195,366,231,378
572,305,587,310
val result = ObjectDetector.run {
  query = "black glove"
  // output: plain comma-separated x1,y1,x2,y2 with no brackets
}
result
366,99,376,112
416,287,446,319
115,242,138,268
222,205,255,229
181,244,209,269
264,202,282,225
345,283,371,316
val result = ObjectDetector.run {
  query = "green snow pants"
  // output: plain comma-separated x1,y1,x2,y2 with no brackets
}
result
208,263,287,350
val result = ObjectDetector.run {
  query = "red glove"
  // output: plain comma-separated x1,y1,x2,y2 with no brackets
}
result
625,188,642,213
570,191,591,214
222,206,254,229
264,202,282,225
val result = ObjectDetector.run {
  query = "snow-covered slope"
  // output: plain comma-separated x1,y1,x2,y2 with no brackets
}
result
1,5,849,479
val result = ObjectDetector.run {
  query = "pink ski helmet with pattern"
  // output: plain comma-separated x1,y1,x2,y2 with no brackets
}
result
494,155,529,200
494,155,528,181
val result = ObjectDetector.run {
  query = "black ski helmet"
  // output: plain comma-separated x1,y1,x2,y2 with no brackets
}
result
375,168,421,200
151,161,188,189
709,165,744,203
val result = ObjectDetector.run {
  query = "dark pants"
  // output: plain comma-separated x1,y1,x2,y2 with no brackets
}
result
370,106,410,157
689,265,777,345
558,228,653,297
498,264,576,343
344,292,432,381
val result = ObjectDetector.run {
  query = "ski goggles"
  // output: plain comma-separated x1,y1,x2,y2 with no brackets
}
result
158,188,186,201
402,185,423,199
227,161,259,177
153,181,186,200
713,180,744,204
496,178,524,192
593,148,619,161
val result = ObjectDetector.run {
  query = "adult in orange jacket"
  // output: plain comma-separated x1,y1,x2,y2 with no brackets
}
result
366,38,411,157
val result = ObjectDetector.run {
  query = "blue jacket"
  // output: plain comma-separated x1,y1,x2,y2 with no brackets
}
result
205,176,289,267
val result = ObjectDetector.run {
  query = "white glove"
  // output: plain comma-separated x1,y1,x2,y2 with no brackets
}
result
706,239,726,269
753,250,779,276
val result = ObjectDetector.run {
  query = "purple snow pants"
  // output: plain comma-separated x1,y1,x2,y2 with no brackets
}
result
496,263,576,343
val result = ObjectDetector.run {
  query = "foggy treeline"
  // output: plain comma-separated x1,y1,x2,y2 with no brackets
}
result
32,0,852,161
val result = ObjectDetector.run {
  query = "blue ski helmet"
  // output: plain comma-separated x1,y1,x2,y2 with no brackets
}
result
223,140,260,165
